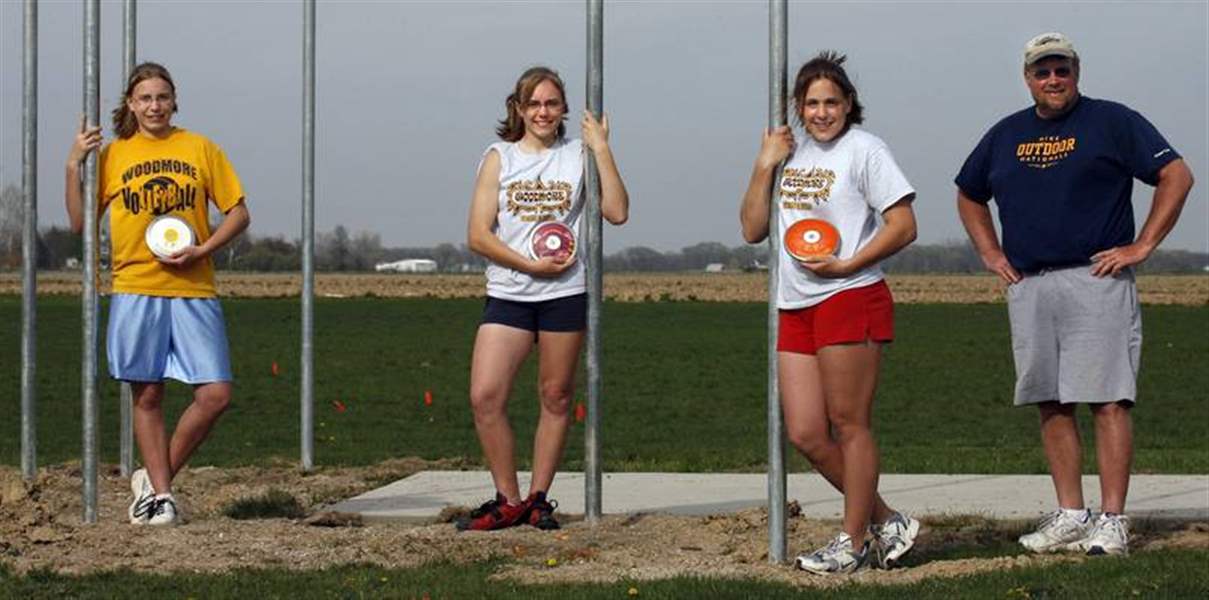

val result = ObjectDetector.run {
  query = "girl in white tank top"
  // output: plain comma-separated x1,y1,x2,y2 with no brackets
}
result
479,137,586,301
459,67,630,531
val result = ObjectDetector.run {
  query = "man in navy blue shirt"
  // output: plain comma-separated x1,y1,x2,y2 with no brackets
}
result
956,32,1193,557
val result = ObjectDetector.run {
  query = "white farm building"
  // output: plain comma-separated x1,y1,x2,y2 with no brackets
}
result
374,259,438,273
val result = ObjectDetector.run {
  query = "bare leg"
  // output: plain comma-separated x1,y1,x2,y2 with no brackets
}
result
166,382,232,477
528,330,584,495
1037,402,1085,509
780,351,893,527
468,324,534,504
817,342,884,542
1090,401,1132,514
131,382,172,495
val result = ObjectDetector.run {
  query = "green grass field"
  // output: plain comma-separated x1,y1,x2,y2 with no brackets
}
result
2,296,1206,473
3,549,1207,599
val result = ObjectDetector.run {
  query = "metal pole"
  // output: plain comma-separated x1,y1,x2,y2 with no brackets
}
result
118,0,137,479
82,0,101,524
582,0,604,524
300,0,316,471
766,0,788,565
21,0,38,482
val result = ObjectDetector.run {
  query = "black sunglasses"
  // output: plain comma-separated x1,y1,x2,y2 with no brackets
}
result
1030,66,1074,81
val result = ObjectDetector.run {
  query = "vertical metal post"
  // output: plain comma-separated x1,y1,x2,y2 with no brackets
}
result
21,0,38,482
583,0,604,524
118,0,137,479
82,0,101,524
767,0,788,565
300,0,316,471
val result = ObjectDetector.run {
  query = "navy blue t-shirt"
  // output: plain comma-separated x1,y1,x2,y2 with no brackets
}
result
955,96,1180,273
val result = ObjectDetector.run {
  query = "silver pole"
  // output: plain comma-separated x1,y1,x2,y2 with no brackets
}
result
118,0,137,479
82,0,101,524
767,0,788,565
582,0,604,524
21,0,38,482
300,0,316,471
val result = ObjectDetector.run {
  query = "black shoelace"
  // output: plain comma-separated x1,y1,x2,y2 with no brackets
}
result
132,495,159,520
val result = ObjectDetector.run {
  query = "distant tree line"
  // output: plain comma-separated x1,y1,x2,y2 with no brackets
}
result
0,183,1204,275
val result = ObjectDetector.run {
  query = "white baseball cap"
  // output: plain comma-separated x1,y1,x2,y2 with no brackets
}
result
1024,32,1076,65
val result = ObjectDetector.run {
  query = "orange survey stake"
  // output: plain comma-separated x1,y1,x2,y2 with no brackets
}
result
784,218,840,262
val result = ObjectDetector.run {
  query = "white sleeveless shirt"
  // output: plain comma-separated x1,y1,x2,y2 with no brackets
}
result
775,128,914,309
480,138,586,301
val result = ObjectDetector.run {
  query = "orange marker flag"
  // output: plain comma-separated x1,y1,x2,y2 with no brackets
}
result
424,390,433,406
271,361,279,377
575,402,586,423
332,400,346,413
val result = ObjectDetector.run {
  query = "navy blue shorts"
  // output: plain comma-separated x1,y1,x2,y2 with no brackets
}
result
482,293,587,333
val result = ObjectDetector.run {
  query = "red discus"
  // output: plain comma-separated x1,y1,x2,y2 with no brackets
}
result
529,222,577,261
784,218,840,262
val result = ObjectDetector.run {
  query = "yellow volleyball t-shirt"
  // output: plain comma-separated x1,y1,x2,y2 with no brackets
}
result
98,128,244,297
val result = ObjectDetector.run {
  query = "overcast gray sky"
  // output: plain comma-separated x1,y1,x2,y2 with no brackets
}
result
2,1,1206,253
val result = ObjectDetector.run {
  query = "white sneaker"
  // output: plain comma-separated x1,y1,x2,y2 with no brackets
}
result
1081,513,1130,556
1019,508,1092,553
128,468,155,524
146,495,180,527
871,511,921,568
795,532,868,575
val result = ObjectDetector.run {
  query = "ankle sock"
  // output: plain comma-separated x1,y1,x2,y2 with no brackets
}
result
1061,507,1089,522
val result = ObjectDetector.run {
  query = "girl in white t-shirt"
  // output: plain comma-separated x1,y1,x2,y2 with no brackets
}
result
740,52,919,574
459,67,629,531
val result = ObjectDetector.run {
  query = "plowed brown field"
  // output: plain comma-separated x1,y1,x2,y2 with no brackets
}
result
2,271,1205,305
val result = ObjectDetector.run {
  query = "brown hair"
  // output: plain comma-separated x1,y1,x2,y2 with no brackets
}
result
112,62,178,139
792,51,864,133
495,66,567,142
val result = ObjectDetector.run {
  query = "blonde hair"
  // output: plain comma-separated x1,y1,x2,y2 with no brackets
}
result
112,62,177,139
495,66,567,142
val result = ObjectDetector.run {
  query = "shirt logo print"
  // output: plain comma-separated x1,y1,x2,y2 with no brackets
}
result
1017,135,1077,169
780,167,835,210
506,178,573,223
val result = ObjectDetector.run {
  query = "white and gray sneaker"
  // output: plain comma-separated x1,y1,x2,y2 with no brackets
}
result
795,532,869,575
1019,508,1092,553
146,495,180,527
128,468,156,525
871,511,921,568
1081,513,1130,556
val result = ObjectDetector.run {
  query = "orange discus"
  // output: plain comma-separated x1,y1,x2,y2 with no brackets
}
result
784,218,840,262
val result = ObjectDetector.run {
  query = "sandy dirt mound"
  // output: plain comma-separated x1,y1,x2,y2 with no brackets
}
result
1,463,1205,588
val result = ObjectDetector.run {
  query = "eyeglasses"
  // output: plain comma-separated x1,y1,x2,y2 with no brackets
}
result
1030,66,1073,81
131,93,174,106
523,99,565,112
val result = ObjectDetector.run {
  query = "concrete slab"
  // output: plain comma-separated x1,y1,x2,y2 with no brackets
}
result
329,471,1209,524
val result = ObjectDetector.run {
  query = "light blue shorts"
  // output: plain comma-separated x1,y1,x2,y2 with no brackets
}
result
107,294,233,384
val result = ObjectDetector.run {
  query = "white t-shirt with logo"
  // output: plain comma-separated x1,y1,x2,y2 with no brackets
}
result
776,128,914,309
480,138,586,302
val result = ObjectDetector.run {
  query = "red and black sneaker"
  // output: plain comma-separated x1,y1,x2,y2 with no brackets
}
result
455,492,529,531
525,491,560,530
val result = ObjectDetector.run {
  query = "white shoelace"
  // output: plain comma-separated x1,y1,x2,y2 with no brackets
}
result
1090,516,1127,540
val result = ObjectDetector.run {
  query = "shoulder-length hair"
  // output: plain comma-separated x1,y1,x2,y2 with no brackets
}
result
496,66,567,142
112,62,178,139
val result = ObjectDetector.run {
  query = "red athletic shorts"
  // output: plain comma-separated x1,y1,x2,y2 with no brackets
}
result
777,280,894,355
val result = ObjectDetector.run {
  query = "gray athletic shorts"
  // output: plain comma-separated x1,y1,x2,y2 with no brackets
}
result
1006,265,1141,406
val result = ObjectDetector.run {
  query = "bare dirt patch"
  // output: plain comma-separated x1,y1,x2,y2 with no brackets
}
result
2,463,1204,587
3,272,1206,304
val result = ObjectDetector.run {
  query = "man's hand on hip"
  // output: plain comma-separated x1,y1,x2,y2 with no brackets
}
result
1090,242,1152,278
982,250,1022,284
